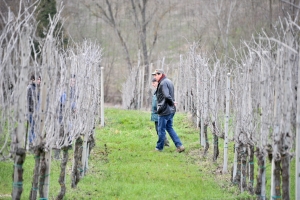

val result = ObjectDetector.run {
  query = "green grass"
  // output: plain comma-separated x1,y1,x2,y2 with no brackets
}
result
0,108,295,199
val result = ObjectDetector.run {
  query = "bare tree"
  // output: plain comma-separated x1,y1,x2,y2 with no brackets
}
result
84,0,177,108
85,0,132,71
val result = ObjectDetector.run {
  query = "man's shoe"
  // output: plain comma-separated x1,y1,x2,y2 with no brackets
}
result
176,146,185,153
154,148,162,152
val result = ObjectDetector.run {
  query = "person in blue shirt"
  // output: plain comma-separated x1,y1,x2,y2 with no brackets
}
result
54,75,76,159
151,78,169,147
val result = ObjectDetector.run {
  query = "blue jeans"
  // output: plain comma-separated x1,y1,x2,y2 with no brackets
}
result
28,113,36,144
156,113,182,150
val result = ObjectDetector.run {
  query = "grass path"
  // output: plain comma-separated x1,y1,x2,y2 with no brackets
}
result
0,108,251,200
74,108,245,200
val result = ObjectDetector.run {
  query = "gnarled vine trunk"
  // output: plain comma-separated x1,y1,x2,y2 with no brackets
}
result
56,147,69,200
273,160,281,200
203,123,209,156
71,137,83,188
240,144,248,192
30,147,42,200
281,154,290,200
12,148,26,200
233,143,241,186
212,121,219,162
255,147,265,200
39,151,46,198
248,144,254,194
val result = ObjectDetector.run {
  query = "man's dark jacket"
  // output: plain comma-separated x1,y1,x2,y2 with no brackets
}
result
27,83,37,113
156,76,176,116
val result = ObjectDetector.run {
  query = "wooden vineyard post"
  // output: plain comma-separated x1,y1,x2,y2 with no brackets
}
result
223,73,231,173
81,133,89,177
101,67,105,127
296,50,300,200
260,57,267,200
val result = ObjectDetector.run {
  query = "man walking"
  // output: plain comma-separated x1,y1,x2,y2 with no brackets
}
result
152,69,185,153
27,74,41,147
151,78,170,147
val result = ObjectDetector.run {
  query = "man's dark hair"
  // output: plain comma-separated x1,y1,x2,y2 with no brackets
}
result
30,74,35,81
